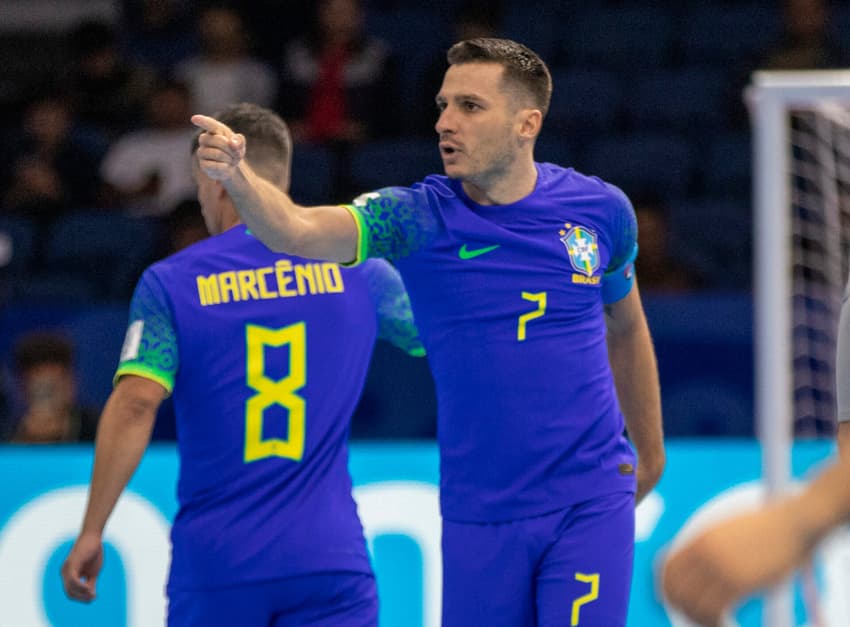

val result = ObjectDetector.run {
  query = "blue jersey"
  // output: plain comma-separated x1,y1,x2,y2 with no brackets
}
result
115,224,421,589
344,162,638,522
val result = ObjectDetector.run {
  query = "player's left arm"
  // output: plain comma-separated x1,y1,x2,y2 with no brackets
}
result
361,258,425,357
602,186,664,503
605,283,665,503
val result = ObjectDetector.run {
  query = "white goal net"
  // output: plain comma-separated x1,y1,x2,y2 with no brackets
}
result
748,70,850,627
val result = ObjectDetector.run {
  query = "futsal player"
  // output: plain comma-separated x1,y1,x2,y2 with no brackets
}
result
60,103,423,626
192,38,665,626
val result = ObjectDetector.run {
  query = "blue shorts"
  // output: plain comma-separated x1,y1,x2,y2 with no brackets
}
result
167,571,377,627
442,491,635,627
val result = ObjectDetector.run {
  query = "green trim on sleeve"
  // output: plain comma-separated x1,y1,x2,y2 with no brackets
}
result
114,364,174,395
341,204,368,266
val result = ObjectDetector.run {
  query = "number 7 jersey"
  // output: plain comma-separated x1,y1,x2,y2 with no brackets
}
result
344,162,639,523
114,224,422,589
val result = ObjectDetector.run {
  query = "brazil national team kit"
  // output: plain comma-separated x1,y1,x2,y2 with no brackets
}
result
345,162,639,626
115,225,419,625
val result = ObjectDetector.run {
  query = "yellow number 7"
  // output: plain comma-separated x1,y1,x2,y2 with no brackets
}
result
517,291,547,341
571,572,600,626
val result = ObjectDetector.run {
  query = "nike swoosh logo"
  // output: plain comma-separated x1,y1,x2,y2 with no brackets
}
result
458,243,500,259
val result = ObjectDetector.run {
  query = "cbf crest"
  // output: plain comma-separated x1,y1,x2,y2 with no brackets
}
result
560,223,600,274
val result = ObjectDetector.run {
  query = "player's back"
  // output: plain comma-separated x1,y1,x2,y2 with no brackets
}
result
139,225,378,588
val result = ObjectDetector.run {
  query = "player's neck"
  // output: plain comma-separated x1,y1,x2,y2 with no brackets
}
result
463,159,537,206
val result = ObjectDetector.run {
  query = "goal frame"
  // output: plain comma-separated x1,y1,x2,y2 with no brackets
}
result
747,69,850,627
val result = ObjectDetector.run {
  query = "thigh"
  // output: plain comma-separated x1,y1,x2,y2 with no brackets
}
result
536,492,635,627
279,571,378,627
441,517,536,627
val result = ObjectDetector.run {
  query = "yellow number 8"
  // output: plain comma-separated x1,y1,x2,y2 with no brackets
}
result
244,322,306,463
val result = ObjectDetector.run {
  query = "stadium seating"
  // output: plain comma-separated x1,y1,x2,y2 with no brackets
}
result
702,130,752,199
43,210,159,300
625,68,728,135
289,143,336,205
349,137,443,190
546,68,624,137
583,132,696,199
559,7,674,74
678,4,780,68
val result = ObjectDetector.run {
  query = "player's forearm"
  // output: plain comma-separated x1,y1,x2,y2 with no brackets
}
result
608,312,665,500
80,389,157,536
792,456,850,549
223,162,357,263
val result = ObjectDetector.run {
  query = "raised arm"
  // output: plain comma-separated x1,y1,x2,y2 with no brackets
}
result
60,375,165,602
605,282,665,503
192,114,359,263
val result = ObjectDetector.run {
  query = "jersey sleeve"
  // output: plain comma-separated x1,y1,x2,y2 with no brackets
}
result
837,276,850,422
114,270,179,393
341,185,436,265
359,258,425,357
601,185,638,304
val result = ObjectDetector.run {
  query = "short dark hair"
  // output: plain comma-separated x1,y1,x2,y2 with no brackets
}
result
192,103,293,190
13,331,74,375
446,37,552,117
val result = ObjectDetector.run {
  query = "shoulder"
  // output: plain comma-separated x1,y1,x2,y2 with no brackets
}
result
541,162,632,210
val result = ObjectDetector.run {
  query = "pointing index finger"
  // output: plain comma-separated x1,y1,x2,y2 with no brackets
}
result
191,114,233,137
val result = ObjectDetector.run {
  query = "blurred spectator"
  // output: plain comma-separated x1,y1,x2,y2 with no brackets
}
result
174,5,277,116
277,0,402,144
99,79,196,216
64,18,158,139
760,0,848,70
416,1,502,135
633,193,704,294
7,330,99,443
2,90,102,226
161,198,208,256
119,0,198,74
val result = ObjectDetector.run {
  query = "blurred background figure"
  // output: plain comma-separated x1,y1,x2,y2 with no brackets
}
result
2,90,102,228
63,18,158,140
7,330,99,443
174,5,277,116
99,79,197,217
160,198,208,256
633,192,704,294
760,0,848,70
277,0,401,145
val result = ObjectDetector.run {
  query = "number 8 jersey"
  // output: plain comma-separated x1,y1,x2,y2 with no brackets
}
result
115,224,422,590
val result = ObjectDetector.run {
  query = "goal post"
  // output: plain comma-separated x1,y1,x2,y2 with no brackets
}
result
747,70,850,627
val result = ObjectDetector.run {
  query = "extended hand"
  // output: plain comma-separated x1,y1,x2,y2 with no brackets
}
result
191,114,247,182
662,501,809,625
61,532,104,603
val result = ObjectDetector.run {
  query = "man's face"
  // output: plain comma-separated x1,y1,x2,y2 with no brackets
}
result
435,62,521,187
192,157,220,235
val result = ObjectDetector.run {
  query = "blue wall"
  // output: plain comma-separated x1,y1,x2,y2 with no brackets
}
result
0,440,843,627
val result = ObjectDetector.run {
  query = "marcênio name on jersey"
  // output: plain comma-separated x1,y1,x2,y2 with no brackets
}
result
196,260,345,306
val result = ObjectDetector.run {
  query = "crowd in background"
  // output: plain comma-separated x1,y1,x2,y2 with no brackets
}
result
1,0,848,442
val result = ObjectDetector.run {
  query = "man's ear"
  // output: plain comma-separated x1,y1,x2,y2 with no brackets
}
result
518,108,543,140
